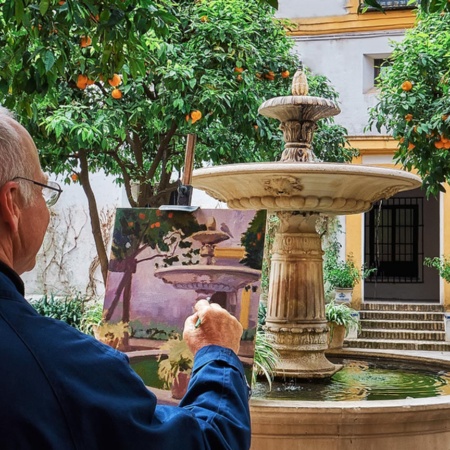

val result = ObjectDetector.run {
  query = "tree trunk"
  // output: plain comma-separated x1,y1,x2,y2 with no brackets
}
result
78,149,109,285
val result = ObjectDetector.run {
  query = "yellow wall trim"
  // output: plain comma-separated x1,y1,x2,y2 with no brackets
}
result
347,135,398,155
214,247,245,259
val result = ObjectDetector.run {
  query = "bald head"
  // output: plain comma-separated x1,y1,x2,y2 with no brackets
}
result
0,107,39,204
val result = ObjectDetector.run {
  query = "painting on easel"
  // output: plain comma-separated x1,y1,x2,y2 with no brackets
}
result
99,208,266,404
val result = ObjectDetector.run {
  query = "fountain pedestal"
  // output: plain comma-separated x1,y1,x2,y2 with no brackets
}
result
266,212,339,378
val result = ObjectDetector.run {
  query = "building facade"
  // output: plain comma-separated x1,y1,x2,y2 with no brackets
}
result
278,0,450,309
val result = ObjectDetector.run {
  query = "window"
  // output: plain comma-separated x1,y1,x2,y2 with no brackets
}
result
373,58,392,87
361,0,417,11
365,196,424,283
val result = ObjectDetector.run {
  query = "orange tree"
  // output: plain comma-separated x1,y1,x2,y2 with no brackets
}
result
0,0,352,284
368,12,450,196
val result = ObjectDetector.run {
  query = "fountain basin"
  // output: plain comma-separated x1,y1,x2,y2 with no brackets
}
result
193,162,422,214
250,349,450,450
192,162,421,214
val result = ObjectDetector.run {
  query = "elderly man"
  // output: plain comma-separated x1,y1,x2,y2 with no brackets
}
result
0,107,251,449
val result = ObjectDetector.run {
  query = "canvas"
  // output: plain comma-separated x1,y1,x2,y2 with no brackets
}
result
101,207,266,404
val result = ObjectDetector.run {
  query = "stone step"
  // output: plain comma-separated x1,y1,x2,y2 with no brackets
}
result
359,328,445,341
360,319,444,331
362,302,443,312
345,338,450,352
359,311,444,321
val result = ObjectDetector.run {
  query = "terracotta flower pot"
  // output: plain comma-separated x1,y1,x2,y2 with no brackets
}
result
171,372,190,400
328,323,346,349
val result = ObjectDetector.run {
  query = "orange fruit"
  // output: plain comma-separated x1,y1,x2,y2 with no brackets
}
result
405,114,413,122
138,213,146,220
281,70,290,78
408,142,415,150
154,222,161,228
108,74,121,87
128,222,134,227
236,74,243,82
234,67,244,73
200,15,208,22
70,173,78,182
185,114,190,122
80,36,92,48
264,71,275,80
399,137,405,144
76,74,88,89
190,110,202,122
401,80,413,91
253,124,258,130
255,73,262,79
442,115,449,121
111,89,122,99
86,78,95,85
168,212,174,219
58,1,65,4
435,140,444,149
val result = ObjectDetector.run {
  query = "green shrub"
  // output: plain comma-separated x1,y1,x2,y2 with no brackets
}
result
30,293,103,336
424,256,450,283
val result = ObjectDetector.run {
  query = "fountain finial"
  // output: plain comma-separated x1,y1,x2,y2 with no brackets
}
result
291,63,309,96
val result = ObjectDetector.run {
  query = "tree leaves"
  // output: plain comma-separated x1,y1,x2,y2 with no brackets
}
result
368,12,450,196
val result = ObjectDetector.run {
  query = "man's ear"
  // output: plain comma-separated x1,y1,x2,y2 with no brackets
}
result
0,182,21,234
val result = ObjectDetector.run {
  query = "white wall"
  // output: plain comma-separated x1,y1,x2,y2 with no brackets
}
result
291,30,404,135
276,0,348,19
22,171,122,299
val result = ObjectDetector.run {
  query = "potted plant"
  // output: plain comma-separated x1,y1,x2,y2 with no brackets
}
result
424,256,450,282
157,335,194,399
324,253,375,303
325,301,359,349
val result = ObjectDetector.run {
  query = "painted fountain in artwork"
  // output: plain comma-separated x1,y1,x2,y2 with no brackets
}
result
191,70,450,449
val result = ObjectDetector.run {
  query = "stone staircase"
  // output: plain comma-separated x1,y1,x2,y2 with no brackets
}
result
345,302,450,351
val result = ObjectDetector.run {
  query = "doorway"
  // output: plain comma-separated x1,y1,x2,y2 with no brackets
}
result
363,188,439,302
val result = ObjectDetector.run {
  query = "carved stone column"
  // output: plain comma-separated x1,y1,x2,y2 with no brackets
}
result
279,120,317,162
265,212,340,378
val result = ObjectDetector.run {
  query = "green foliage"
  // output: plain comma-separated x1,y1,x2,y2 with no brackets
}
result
0,0,350,206
324,252,375,289
30,293,103,335
424,256,450,282
361,0,448,14
325,301,359,329
260,213,279,297
368,12,450,196
252,301,279,389
253,329,279,390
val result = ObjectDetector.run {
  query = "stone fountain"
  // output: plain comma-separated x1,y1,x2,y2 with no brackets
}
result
191,70,450,449
193,69,420,379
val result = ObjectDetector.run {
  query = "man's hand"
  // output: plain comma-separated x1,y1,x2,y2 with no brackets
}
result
183,299,243,355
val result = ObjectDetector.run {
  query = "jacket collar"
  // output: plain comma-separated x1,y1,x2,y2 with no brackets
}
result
0,260,25,296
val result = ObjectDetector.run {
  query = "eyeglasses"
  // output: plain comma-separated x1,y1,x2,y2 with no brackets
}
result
13,177,63,207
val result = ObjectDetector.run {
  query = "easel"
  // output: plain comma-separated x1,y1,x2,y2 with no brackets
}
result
161,133,199,212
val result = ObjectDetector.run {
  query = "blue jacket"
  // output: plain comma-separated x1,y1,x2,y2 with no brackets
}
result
0,270,251,449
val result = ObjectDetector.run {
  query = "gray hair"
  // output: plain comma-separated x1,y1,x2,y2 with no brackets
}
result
0,107,35,204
